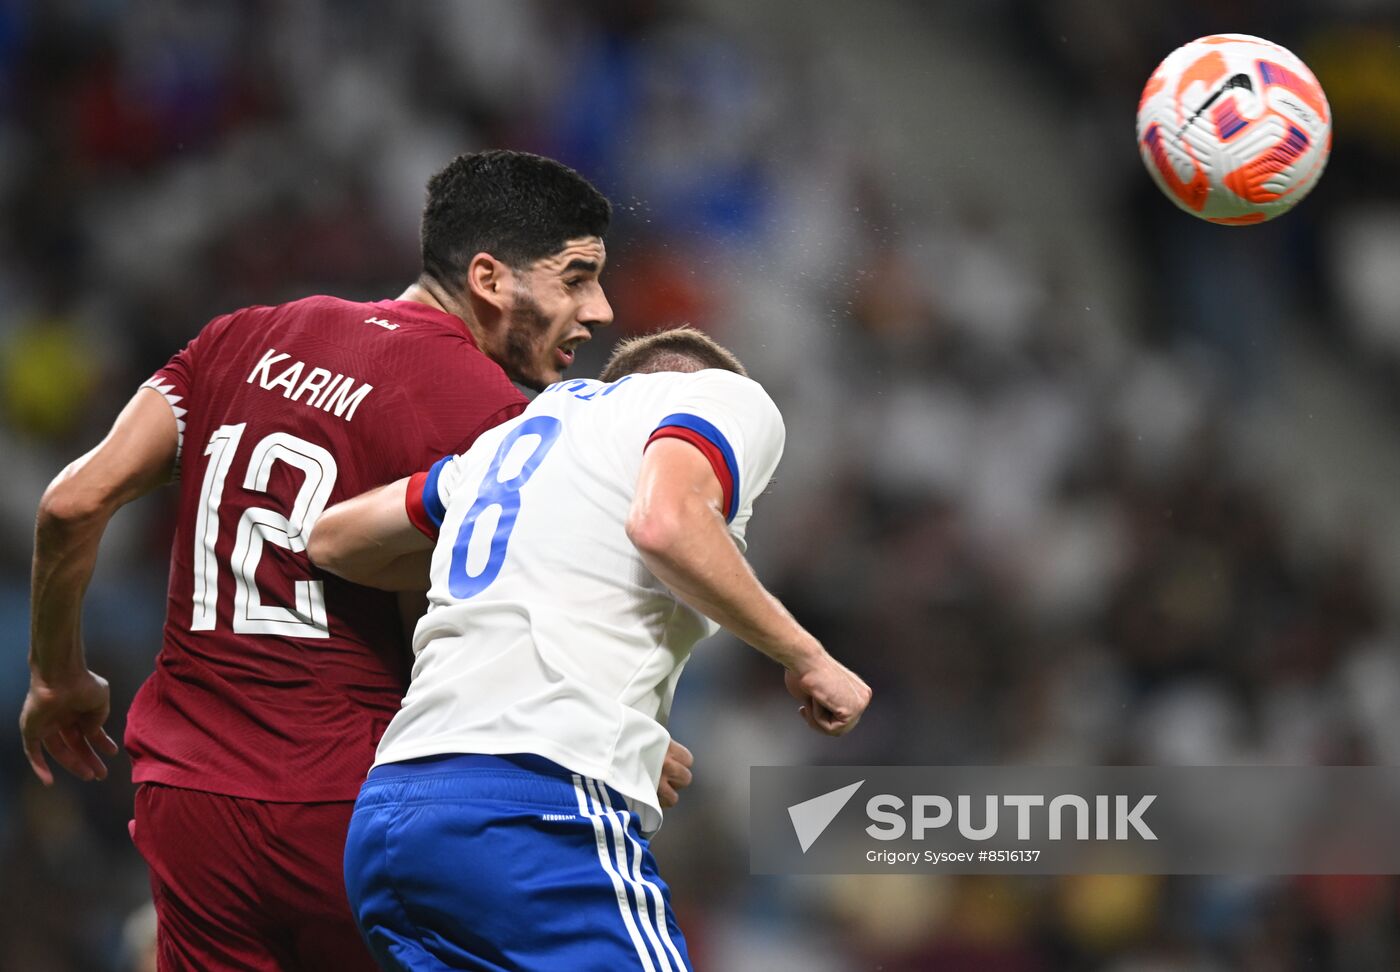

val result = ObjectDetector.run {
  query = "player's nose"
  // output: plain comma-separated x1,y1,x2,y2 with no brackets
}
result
581,287,613,330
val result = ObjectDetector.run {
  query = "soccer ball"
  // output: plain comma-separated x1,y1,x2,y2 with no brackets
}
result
1136,34,1331,225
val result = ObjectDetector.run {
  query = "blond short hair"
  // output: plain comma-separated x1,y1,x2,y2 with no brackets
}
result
598,325,747,383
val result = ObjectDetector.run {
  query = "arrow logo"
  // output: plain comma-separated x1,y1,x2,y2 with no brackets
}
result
787,780,864,853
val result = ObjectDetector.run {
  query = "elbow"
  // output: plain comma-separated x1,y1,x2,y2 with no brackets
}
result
37,477,111,533
305,511,375,583
625,508,670,560
625,500,694,563
305,521,343,576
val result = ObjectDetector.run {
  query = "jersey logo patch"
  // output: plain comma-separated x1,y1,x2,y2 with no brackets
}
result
365,317,399,330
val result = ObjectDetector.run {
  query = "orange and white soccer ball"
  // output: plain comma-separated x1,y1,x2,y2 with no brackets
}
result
1136,34,1331,225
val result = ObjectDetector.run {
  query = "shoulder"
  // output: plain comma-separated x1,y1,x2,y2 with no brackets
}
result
293,297,521,400
233,295,457,334
232,295,349,323
671,370,783,427
188,296,351,344
392,331,527,444
416,338,523,402
276,294,383,318
678,368,772,397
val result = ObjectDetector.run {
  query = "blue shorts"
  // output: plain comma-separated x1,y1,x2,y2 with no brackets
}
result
343,754,692,972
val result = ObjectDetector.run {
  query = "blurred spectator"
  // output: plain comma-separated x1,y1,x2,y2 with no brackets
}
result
4,0,1399,968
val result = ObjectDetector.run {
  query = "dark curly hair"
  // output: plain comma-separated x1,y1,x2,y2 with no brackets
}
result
421,150,611,292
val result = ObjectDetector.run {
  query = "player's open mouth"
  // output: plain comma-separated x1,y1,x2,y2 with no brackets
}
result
555,337,586,369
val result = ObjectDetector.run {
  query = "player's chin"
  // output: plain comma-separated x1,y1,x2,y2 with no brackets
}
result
514,361,560,391
532,365,564,388
536,352,575,386
554,344,578,377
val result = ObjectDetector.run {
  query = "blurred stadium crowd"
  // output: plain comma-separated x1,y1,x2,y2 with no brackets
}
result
2,1,1400,970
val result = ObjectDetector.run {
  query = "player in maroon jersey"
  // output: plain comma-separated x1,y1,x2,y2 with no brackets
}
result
20,150,690,971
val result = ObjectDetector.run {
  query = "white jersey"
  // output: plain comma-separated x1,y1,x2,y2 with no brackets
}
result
374,369,785,833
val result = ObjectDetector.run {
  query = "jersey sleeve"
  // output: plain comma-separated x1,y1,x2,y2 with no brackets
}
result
399,385,526,542
138,312,234,479
644,371,785,525
405,455,454,540
403,435,496,541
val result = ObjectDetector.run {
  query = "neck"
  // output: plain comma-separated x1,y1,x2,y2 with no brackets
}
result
396,275,488,348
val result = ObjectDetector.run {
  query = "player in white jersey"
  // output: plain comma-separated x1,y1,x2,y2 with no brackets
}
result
309,327,871,971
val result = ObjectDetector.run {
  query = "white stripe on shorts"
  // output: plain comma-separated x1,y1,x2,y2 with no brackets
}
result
596,784,687,970
572,775,658,972
585,777,673,971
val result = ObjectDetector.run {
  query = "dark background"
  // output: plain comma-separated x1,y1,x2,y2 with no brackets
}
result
3,1,1400,969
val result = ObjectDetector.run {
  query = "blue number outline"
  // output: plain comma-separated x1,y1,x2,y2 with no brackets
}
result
447,416,562,598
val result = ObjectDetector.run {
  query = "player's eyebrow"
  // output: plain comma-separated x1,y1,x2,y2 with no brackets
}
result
561,259,599,276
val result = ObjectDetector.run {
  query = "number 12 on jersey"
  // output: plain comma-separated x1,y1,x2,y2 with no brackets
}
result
190,424,339,637
448,416,562,599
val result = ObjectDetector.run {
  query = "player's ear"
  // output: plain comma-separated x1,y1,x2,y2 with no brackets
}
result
465,253,511,314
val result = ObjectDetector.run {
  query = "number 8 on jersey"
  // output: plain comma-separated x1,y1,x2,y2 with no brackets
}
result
449,416,563,599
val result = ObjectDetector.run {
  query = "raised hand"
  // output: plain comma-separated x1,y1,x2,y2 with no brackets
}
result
785,660,872,737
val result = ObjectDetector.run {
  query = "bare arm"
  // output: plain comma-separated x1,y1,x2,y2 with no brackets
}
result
307,478,434,591
23,388,179,783
626,438,871,735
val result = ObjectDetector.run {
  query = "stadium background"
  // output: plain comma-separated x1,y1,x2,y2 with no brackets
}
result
3,0,1400,968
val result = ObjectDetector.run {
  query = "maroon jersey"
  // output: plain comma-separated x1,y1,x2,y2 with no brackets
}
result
126,296,526,802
